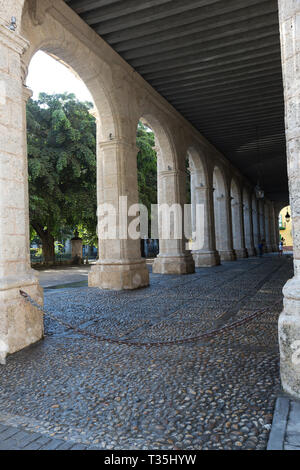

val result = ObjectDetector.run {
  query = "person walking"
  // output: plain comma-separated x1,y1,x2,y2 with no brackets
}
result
258,239,264,257
279,240,284,257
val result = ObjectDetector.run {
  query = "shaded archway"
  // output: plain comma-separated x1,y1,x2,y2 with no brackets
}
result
137,115,194,274
188,148,219,267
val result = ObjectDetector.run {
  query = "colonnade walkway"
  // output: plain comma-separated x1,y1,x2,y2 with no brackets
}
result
0,255,293,450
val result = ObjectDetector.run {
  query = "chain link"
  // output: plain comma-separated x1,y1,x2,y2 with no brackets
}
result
20,290,282,347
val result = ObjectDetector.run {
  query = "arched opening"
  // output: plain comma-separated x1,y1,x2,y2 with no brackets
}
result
136,115,194,274
26,50,99,267
187,150,219,267
187,148,206,250
279,205,293,252
137,115,175,254
135,120,158,259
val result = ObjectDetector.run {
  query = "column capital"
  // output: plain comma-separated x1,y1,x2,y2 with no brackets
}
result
194,184,210,191
159,169,183,178
100,138,138,154
22,85,33,102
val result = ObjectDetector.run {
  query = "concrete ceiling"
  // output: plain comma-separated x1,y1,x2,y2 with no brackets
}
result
65,0,288,202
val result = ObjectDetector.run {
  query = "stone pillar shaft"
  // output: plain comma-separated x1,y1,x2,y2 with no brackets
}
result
88,138,149,289
232,200,248,258
264,203,273,252
251,198,260,253
217,195,236,261
0,24,43,361
278,0,300,398
191,176,220,267
244,205,256,257
270,203,278,252
152,170,195,274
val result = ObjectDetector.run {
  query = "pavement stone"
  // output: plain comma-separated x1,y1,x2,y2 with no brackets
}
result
267,397,300,450
0,255,293,450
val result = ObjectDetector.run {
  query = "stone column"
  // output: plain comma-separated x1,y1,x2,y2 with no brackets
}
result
251,197,259,254
270,203,278,252
88,138,149,290
264,203,273,252
259,200,266,247
278,0,300,398
152,170,195,274
0,24,43,362
231,200,248,258
216,194,236,261
244,204,256,257
191,174,220,267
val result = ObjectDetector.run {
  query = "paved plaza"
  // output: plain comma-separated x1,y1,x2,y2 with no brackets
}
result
0,255,295,450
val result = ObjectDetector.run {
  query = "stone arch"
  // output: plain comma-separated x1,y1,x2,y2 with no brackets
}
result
137,113,176,173
134,113,194,274
185,148,219,266
186,146,207,248
20,6,116,142
136,113,177,232
186,145,208,185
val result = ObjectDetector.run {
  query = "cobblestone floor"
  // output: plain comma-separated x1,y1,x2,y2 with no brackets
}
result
0,255,293,450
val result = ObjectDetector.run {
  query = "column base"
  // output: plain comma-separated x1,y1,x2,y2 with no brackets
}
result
0,273,44,364
272,244,278,252
88,259,149,290
246,247,256,257
235,248,248,259
152,253,195,274
279,273,300,399
192,250,220,267
219,250,236,261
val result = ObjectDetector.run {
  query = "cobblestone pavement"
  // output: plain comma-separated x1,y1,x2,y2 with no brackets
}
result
35,265,91,288
0,255,293,450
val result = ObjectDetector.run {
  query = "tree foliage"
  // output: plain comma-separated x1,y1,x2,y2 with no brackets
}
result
27,92,97,261
136,122,157,214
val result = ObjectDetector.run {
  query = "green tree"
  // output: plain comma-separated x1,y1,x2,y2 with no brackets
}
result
136,122,157,220
27,92,97,263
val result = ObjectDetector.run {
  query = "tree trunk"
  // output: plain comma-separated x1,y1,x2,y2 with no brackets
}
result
31,222,55,264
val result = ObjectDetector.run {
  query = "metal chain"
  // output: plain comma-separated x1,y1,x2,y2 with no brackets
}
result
20,290,282,347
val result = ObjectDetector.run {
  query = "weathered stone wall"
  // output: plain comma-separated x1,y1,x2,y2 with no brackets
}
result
278,0,300,398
